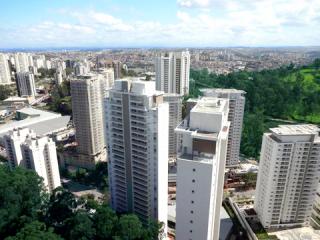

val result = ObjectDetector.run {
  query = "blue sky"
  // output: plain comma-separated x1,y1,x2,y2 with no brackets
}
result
1,0,320,48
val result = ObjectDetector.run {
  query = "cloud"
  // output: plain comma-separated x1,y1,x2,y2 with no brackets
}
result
1,1,320,48
177,0,212,8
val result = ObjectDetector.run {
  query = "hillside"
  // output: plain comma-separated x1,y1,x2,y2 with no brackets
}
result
189,59,320,159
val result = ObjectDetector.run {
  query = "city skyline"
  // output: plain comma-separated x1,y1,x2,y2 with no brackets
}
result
1,0,320,48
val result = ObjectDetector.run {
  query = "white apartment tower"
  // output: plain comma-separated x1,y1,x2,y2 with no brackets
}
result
0,53,11,84
71,74,106,168
175,97,230,240
255,125,320,229
4,128,61,192
155,51,190,95
14,53,32,73
105,79,168,236
16,72,36,97
202,88,245,167
163,93,182,158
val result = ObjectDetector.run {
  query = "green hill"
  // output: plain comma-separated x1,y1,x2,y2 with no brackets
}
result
189,59,320,159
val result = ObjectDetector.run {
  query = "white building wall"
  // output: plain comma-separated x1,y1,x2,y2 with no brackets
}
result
155,51,190,95
0,53,11,85
255,125,320,229
175,97,230,240
4,128,61,192
105,80,168,237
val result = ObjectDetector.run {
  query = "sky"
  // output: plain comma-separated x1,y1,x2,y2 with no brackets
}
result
1,0,320,48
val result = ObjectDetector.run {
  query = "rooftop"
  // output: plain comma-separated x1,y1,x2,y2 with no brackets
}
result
191,97,227,114
201,88,246,94
270,124,320,136
0,107,68,142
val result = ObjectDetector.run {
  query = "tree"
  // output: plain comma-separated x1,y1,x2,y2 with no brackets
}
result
65,211,96,240
0,85,15,100
0,166,45,237
44,187,77,231
117,215,143,240
5,221,62,240
93,204,118,239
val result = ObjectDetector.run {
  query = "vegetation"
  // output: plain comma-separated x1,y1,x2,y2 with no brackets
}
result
189,59,320,159
61,162,109,192
38,68,56,79
0,165,162,240
0,84,16,100
49,81,72,115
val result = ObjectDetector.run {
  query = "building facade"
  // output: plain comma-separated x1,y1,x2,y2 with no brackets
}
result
254,125,320,229
155,51,190,95
4,128,61,192
0,53,11,85
175,97,230,240
310,188,320,229
71,74,106,168
16,72,36,97
201,88,245,167
163,93,182,158
105,79,168,237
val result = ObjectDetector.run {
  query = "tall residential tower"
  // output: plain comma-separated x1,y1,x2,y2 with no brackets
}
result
16,72,36,97
255,125,320,229
105,79,168,237
155,51,190,95
202,88,245,167
71,74,106,168
175,97,230,240
4,128,61,192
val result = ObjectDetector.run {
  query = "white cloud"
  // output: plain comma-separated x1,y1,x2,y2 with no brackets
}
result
1,1,320,48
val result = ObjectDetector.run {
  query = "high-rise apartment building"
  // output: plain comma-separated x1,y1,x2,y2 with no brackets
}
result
16,72,36,97
254,124,320,229
201,88,245,167
155,51,190,95
163,93,182,158
100,68,115,91
4,128,61,192
105,79,168,236
112,61,122,80
175,97,230,240
13,53,31,73
55,67,64,85
71,74,106,168
0,53,11,85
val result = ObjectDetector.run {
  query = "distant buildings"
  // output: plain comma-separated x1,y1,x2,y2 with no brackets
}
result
0,53,11,84
105,79,168,236
4,128,61,192
15,72,36,97
100,68,115,91
13,53,31,73
112,61,122,80
71,74,106,168
155,51,190,95
74,62,89,76
201,88,245,167
254,125,320,229
163,93,182,158
55,67,64,85
175,97,230,240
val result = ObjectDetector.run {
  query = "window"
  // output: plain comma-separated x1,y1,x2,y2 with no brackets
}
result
192,190,195,193
190,230,192,233
193,168,196,172
191,200,194,204
192,179,195,183
190,220,193,223
190,210,194,214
